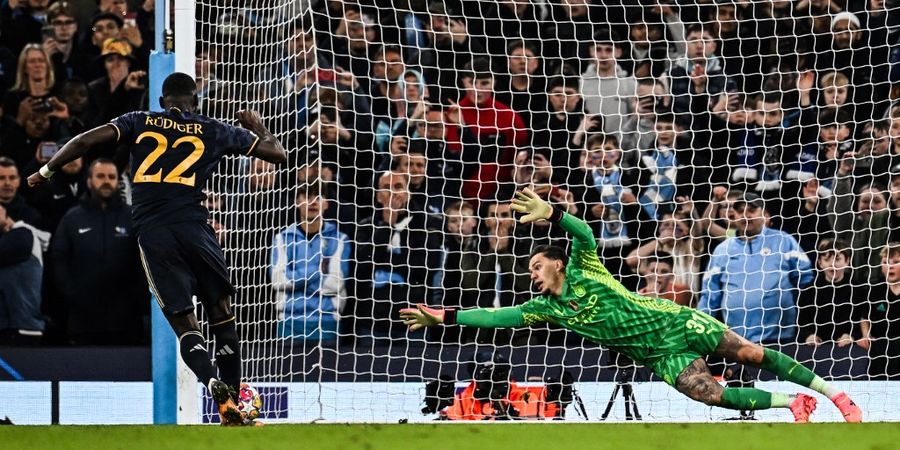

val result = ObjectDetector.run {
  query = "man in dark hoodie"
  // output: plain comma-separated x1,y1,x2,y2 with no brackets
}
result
50,158,147,345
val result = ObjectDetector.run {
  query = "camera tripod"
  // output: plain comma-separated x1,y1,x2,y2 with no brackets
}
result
600,367,642,421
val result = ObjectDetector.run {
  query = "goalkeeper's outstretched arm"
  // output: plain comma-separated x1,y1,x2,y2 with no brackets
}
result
511,188,597,251
400,305,525,331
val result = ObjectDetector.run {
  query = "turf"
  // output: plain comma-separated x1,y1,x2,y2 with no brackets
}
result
1,423,897,450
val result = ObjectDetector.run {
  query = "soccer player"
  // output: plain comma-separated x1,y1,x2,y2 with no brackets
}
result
401,188,864,423
27,72,286,425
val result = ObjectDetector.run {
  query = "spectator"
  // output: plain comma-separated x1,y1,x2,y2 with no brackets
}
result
582,134,638,252
890,173,900,243
789,109,854,193
815,11,887,121
829,157,891,285
271,181,351,342
410,107,464,206
736,93,805,219
669,24,732,127
781,178,833,257
819,72,851,111
86,38,146,129
545,0,600,74
454,57,527,201
636,251,693,307
0,157,42,227
258,16,330,132
494,41,547,130
225,158,292,341
194,45,219,106
415,1,485,106
626,210,705,296
507,148,579,218
57,77,89,135
374,68,426,156
709,1,763,90
476,0,544,58
432,200,494,343
23,156,84,233
433,200,491,310
700,192,814,343
797,238,857,348
307,102,375,230
96,0,153,60
328,7,374,79
620,78,672,159
49,159,146,345
367,44,405,118
353,171,441,338
531,76,599,179
581,29,635,138
624,16,672,79
84,12,124,74
1,100,70,172
479,200,531,308
392,145,441,216
0,0,48,57
44,1,90,82
634,112,683,222
0,203,45,345
855,119,898,188
1,43,57,121
857,242,900,379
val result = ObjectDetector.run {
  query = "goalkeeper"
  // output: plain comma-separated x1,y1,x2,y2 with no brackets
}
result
401,188,863,423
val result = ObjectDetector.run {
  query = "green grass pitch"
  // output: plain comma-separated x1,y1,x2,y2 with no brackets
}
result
1,423,897,450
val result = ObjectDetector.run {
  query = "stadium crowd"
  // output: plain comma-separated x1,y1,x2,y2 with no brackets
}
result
1,0,899,379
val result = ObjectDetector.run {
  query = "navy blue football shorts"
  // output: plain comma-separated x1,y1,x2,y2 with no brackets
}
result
136,221,235,315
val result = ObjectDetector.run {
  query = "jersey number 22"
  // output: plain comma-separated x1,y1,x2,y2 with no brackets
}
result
133,131,204,187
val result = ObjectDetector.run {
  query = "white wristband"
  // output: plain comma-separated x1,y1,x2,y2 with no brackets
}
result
39,164,55,179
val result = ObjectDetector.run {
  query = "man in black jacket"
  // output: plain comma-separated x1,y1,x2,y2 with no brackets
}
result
352,171,442,339
0,203,44,345
50,158,147,345
0,157,43,229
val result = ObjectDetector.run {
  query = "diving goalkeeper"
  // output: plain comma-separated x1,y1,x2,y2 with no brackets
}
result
400,188,863,423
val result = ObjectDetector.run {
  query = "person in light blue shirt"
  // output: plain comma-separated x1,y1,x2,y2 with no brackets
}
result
700,192,814,344
271,182,351,341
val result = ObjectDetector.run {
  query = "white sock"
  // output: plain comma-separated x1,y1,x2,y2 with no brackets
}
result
809,376,841,398
771,392,793,408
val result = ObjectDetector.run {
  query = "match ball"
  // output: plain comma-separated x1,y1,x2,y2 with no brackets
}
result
237,383,263,420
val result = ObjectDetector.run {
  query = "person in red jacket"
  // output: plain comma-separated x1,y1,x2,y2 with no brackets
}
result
447,57,527,201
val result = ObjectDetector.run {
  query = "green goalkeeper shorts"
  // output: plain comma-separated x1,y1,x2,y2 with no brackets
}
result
643,308,728,387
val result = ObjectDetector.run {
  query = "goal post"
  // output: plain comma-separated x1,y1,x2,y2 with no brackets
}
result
149,0,200,425
172,0,900,423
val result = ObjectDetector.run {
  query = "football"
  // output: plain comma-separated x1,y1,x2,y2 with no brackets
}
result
237,383,263,420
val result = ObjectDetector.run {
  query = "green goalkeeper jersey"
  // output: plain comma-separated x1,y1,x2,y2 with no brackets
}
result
456,213,687,365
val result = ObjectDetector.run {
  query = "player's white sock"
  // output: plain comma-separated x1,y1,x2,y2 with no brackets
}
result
770,392,793,408
809,376,841,398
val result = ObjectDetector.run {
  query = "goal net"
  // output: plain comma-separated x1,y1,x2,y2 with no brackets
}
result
194,0,900,422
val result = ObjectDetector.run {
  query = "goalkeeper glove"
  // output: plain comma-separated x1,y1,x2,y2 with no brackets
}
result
510,188,554,223
400,304,445,331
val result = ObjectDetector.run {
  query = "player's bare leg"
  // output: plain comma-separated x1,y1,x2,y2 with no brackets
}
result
714,329,862,423
675,359,725,405
675,357,817,422
166,311,243,425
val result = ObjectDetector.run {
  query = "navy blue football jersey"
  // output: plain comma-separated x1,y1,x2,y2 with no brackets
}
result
109,108,259,232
